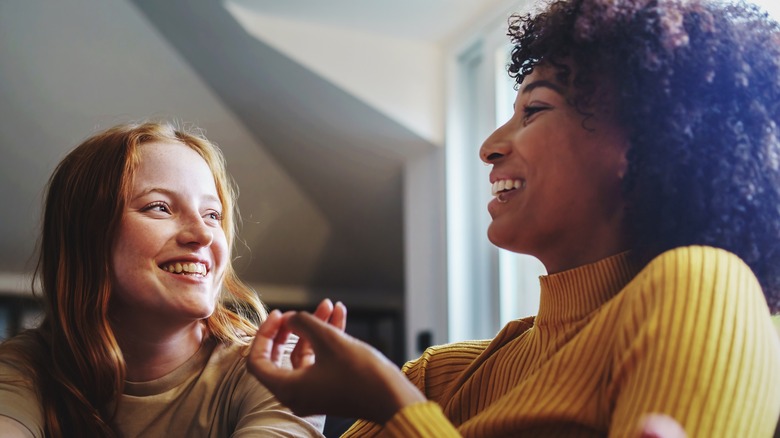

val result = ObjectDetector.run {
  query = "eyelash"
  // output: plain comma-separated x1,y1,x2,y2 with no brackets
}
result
142,202,223,222
522,105,548,121
206,211,223,222
143,201,170,213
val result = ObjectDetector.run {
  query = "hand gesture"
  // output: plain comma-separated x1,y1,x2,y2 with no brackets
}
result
247,299,425,424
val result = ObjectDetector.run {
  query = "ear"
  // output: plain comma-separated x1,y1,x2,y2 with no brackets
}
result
616,146,629,179
613,136,630,180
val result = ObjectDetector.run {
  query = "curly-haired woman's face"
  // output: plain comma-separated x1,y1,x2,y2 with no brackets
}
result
110,141,228,326
480,64,630,273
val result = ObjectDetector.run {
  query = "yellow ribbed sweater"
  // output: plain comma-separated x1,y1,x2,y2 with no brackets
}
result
344,246,780,437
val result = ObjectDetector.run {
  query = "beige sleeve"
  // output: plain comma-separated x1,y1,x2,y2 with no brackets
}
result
0,361,43,438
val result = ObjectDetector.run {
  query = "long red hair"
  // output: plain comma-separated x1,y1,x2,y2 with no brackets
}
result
0,121,265,436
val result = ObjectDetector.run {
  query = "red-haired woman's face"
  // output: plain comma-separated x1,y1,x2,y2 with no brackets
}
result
110,141,228,327
479,64,630,273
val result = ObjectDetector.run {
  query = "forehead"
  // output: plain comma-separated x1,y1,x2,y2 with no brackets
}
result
132,141,217,192
521,63,570,91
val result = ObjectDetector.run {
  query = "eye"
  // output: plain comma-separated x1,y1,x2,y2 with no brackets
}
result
142,201,171,214
522,105,549,124
204,210,223,222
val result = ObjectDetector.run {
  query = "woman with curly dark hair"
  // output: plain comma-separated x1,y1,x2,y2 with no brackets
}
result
248,0,780,436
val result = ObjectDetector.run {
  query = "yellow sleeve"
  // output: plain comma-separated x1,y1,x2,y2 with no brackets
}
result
342,340,490,437
608,246,780,437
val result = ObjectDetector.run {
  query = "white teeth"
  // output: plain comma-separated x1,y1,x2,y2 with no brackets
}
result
162,262,207,276
491,179,525,196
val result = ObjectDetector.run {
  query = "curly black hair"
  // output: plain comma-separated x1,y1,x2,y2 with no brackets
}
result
508,0,780,313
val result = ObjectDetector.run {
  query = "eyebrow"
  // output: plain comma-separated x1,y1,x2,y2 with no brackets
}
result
521,79,565,95
132,187,220,204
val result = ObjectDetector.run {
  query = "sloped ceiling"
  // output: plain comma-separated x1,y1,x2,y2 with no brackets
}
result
130,0,447,293
0,0,513,305
0,0,435,302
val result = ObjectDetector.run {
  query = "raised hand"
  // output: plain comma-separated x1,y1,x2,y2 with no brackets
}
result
247,301,425,424
290,299,347,368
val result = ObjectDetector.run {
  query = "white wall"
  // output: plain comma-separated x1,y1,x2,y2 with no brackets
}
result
0,0,330,292
224,0,445,146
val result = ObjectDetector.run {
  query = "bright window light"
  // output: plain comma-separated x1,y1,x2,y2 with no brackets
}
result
751,0,780,19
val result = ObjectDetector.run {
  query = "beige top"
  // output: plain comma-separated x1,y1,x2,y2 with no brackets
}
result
0,336,324,437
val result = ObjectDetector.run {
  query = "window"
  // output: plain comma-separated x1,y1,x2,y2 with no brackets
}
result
492,43,547,325
446,0,541,343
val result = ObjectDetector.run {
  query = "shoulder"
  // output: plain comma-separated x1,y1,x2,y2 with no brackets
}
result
612,245,775,354
627,245,763,310
607,246,780,436
0,351,42,438
639,245,754,281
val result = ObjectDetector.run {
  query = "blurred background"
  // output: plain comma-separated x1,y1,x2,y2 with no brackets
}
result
1,0,778,369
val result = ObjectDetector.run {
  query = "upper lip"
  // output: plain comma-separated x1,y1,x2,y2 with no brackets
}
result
489,172,524,184
158,256,211,273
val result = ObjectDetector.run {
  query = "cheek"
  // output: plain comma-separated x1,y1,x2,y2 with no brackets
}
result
110,237,136,297
111,220,162,272
111,225,132,272
212,230,229,268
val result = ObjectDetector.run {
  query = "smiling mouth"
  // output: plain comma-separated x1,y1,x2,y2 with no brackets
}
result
492,179,526,203
160,262,208,277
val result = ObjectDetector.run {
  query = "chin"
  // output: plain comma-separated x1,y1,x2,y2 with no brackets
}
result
487,226,533,255
197,305,218,319
486,227,511,251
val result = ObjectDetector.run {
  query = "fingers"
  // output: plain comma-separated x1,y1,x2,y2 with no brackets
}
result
251,309,284,359
286,311,346,355
259,300,349,369
248,310,289,385
312,298,334,321
290,299,333,368
636,414,687,438
331,301,347,331
310,298,347,328
250,309,295,365
270,311,296,363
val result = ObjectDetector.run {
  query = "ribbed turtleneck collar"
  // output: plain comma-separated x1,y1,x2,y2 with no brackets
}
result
535,252,639,326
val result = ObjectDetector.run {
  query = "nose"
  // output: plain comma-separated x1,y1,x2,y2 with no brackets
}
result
177,214,214,247
479,123,513,164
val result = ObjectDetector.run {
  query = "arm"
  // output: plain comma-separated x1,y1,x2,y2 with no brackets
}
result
608,246,780,437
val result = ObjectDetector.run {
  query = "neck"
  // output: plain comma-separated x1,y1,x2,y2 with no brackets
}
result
540,213,631,274
111,317,206,382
